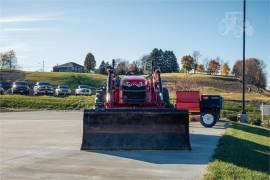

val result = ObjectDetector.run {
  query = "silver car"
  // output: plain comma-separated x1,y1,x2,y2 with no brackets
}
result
75,85,92,96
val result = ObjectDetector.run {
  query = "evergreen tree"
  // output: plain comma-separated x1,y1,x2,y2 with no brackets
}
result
141,48,179,73
164,50,179,72
98,60,107,74
150,48,163,70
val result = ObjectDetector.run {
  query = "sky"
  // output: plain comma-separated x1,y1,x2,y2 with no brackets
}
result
0,0,269,85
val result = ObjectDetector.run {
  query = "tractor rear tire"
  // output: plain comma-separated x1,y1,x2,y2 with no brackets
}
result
200,111,218,128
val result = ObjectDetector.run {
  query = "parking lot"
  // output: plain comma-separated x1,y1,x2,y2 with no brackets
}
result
0,111,226,180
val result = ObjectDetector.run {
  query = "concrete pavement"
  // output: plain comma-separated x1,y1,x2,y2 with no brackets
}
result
0,111,226,180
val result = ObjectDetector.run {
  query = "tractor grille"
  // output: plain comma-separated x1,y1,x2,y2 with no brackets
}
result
122,85,145,91
122,86,146,104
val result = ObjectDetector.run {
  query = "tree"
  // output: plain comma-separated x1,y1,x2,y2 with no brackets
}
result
140,48,179,73
98,60,108,74
207,59,220,75
0,50,17,70
196,64,205,72
221,63,230,76
163,50,179,73
114,59,129,75
181,55,194,73
84,52,96,72
141,54,152,73
132,60,143,74
150,48,164,71
192,50,201,73
232,58,266,88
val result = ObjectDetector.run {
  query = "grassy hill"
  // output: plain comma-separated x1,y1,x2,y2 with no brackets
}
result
161,73,270,103
1,71,269,103
1,71,269,121
24,72,107,89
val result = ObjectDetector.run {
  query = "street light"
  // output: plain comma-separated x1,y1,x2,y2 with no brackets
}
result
239,0,248,123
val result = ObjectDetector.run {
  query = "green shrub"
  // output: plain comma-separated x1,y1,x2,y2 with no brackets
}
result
249,119,262,126
228,114,238,122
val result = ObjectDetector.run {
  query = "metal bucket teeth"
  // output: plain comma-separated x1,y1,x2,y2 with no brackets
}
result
81,109,191,150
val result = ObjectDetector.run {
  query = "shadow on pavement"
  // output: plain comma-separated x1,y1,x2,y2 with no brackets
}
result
92,134,221,164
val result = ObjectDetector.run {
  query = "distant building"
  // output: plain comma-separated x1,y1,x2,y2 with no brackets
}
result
53,62,84,72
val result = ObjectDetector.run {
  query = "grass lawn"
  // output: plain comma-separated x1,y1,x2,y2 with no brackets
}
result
204,122,270,180
0,95,95,110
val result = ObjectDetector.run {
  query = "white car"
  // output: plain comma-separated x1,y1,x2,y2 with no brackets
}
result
75,85,92,96
33,82,54,95
55,85,72,96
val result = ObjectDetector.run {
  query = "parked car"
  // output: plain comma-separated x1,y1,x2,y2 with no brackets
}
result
55,85,72,96
33,82,54,95
0,84,4,95
75,85,92,96
11,81,30,95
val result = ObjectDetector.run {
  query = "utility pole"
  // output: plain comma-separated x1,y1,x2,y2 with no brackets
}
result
240,0,248,123
43,60,45,72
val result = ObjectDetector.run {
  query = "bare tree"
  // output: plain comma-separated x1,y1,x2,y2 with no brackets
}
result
114,58,129,75
192,51,201,73
0,50,17,70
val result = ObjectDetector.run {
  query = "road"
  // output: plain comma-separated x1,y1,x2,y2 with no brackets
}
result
0,111,226,180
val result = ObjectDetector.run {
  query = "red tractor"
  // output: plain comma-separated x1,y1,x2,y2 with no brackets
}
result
81,61,223,150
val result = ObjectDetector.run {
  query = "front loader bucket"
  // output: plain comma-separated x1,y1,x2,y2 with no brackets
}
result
81,109,191,150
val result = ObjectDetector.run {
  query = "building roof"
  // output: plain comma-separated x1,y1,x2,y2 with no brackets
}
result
54,62,84,68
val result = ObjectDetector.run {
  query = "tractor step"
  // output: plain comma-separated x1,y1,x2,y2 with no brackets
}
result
81,108,191,150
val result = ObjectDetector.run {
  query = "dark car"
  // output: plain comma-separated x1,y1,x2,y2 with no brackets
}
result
33,82,54,95
11,81,30,95
0,83,4,95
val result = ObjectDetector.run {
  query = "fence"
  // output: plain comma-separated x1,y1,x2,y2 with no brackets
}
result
261,104,270,127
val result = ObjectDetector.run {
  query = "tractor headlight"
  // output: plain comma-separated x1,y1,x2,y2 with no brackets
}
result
160,92,163,101
106,94,110,102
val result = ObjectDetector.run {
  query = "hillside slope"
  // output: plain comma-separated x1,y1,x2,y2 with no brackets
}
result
161,73,270,103
1,71,269,103
24,72,107,88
